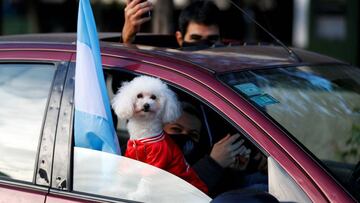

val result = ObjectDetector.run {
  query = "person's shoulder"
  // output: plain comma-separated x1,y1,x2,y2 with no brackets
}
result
211,190,280,203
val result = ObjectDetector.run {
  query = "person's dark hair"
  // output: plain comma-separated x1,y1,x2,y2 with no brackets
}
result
181,102,201,121
178,1,221,36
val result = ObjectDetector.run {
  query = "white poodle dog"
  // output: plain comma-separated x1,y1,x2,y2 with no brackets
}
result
111,75,181,140
111,75,208,194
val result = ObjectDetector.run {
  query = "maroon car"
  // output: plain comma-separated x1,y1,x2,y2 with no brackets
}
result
0,33,359,202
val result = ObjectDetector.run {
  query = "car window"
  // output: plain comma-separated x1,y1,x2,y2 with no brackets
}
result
0,63,56,182
71,70,211,202
219,64,360,200
106,70,270,198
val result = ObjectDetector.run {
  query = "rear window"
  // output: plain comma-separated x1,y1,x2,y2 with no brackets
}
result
0,63,55,182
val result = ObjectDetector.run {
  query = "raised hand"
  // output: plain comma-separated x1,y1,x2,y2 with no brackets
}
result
122,0,153,44
210,133,251,168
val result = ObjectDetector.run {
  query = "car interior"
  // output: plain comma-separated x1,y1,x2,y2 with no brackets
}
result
101,69,314,202
105,69,268,192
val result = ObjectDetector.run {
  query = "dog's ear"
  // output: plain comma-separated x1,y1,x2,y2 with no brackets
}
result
111,82,134,120
162,88,182,123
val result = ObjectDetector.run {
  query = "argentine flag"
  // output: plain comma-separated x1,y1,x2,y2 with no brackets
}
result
74,0,120,155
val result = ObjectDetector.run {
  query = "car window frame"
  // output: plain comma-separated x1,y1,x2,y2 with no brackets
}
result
50,62,75,191
34,61,69,187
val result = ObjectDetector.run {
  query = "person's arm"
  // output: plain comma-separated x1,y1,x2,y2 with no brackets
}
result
122,0,153,44
192,155,224,193
192,133,251,192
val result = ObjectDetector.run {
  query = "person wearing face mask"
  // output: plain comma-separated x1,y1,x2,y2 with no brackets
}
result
163,102,268,197
121,0,221,48
163,102,208,165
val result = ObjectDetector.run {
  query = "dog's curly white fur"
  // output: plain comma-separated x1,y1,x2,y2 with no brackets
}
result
111,76,181,140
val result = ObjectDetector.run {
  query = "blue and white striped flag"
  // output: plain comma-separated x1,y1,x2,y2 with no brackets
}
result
75,0,120,155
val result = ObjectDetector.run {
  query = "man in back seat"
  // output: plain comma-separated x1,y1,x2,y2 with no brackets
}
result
121,0,222,48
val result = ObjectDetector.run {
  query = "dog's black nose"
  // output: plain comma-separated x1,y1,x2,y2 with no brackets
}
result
143,103,150,112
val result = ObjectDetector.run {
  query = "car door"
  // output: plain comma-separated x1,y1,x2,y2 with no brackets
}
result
0,60,69,202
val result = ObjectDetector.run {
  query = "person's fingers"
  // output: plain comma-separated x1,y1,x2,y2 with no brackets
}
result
126,1,151,19
133,1,152,12
127,0,142,8
239,145,247,155
134,5,153,18
244,149,251,156
216,134,231,145
226,133,241,145
232,145,246,157
127,7,151,28
229,138,244,151
233,156,239,165
135,16,151,26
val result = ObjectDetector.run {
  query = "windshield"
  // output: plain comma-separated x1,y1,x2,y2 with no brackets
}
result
220,64,360,199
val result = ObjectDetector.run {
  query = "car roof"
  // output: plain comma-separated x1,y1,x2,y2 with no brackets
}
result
0,33,344,74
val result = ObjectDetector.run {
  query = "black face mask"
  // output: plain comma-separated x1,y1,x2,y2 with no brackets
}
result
169,134,195,155
183,39,214,47
181,39,224,51
181,39,218,51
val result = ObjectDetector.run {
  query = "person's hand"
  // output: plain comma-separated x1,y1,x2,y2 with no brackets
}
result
229,147,251,171
254,152,267,173
122,0,153,44
210,133,250,168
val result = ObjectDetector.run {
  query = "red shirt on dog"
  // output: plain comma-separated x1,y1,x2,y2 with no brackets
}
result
125,131,208,194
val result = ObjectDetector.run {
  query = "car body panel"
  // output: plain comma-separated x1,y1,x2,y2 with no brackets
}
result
0,182,48,202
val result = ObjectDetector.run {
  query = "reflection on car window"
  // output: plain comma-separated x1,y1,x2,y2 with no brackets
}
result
0,64,55,182
220,64,360,200
72,147,211,202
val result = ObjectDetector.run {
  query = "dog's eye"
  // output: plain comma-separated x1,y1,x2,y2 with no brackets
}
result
150,95,157,100
137,93,143,98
